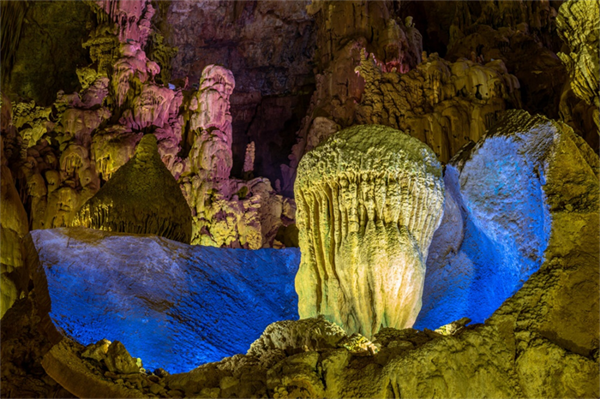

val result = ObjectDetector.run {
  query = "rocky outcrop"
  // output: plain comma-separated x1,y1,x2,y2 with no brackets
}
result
295,125,444,336
29,227,300,374
73,135,192,243
162,0,316,184
0,138,29,319
556,0,599,132
356,50,520,162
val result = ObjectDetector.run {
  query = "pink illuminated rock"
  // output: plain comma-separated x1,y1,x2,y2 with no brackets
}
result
10,0,295,250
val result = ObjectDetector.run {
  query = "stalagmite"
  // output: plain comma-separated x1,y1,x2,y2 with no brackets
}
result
295,125,444,336
73,134,192,243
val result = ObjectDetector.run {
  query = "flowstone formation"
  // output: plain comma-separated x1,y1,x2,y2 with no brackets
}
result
73,135,192,244
295,125,444,336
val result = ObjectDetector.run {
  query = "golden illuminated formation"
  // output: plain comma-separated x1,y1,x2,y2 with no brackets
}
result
295,125,444,336
73,134,192,243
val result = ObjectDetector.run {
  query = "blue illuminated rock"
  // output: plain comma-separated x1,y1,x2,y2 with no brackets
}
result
416,110,599,330
30,227,300,374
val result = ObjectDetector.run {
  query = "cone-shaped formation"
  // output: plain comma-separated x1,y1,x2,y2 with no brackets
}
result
295,125,444,336
73,135,192,243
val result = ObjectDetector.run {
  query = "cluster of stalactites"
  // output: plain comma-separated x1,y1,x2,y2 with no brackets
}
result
296,169,444,255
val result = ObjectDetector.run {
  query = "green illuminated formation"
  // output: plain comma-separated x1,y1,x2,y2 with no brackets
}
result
73,134,192,243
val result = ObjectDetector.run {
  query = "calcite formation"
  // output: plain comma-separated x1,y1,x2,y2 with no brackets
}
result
72,135,192,244
282,1,423,194
417,109,599,329
5,0,294,250
556,0,600,131
0,141,29,319
356,50,520,162
295,125,444,336
29,109,597,399
164,0,316,185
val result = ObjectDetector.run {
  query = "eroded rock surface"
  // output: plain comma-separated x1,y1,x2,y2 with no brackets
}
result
0,103,29,319
7,0,295,249
29,227,300,374
556,0,599,132
295,125,444,336
418,110,599,330
356,50,520,162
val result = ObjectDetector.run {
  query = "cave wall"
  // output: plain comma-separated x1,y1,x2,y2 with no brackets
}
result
1,1,94,106
161,0,317,183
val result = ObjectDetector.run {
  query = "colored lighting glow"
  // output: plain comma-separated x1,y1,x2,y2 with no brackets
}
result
33,228,300,374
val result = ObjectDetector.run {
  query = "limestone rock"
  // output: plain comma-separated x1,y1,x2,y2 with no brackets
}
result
103,341,140,375
81,338,111,363
1,297,76,398
29,227,300,373
557,0,600,110
356,50,520,162
0,139,29,318
73,134,192,244
282,1,423,194
248,316,346,358
295,125,444,336
32,153,599,397
8,0,295,249
164,0,316,184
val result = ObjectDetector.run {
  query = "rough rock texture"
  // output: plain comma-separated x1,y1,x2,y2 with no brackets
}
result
0,136,29,319
37,113,600,399
162,0,316,183
556,0,599,131
29,227,300,374
553,0,600,152
282,0,423,195
1,296,76,398
417,109,598,329
7,0,295,249
73,134,192,244
295,125,444,336
356,50,520,162
1,1,93,105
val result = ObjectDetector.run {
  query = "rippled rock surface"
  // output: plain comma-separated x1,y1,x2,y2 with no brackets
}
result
29,227,300,374
295,124,444,336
